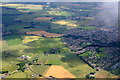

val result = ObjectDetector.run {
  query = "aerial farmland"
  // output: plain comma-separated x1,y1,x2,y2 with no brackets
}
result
1,2,119,79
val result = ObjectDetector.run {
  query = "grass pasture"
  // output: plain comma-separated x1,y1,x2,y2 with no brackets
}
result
60,53,96,78
4,35,22,46
7,72,27,78
5,24,29,31
23,36,42,44
77,26,96,29
25,38,72,53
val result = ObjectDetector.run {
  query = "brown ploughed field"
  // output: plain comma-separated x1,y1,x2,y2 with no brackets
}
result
26,31,64,38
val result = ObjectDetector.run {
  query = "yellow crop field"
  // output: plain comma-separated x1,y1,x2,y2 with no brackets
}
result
1,4,43,11
53,20,69,25
17,5,43,10
23,36,42,44
53,20,78,27
1,4,23,7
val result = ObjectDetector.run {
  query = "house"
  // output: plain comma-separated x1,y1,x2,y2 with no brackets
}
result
20,55,31,60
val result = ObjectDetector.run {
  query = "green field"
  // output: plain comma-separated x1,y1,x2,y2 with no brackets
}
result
4,35,22,46
79,51,93,57
77,26,96,29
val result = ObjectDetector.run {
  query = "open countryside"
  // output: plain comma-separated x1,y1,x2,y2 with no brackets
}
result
1,2,120,79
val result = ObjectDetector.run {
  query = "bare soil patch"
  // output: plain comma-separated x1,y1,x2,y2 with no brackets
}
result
26,31,64,38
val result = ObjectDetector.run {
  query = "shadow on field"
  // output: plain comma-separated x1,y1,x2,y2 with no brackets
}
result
2,50,20,59
60,53,85,64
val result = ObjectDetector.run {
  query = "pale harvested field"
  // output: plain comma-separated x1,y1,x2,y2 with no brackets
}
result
0,4,22,6
95,69,119,78
44,65,76,78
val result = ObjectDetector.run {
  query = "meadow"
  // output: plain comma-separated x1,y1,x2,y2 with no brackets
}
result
4,35,22,46
2,36,97,78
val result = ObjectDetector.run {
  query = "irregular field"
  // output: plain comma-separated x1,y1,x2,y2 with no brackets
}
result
44,65,76,78
26,31,64,38
1,4,44,10
53,20,78,27
47,11,72,16
1,4,22,7
4,35,22,46
7,72,27,78
77,26,96,29
34,17,53,21
23,36,42,44
95,70,119,78
17,4,43,10
61,53,96,78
